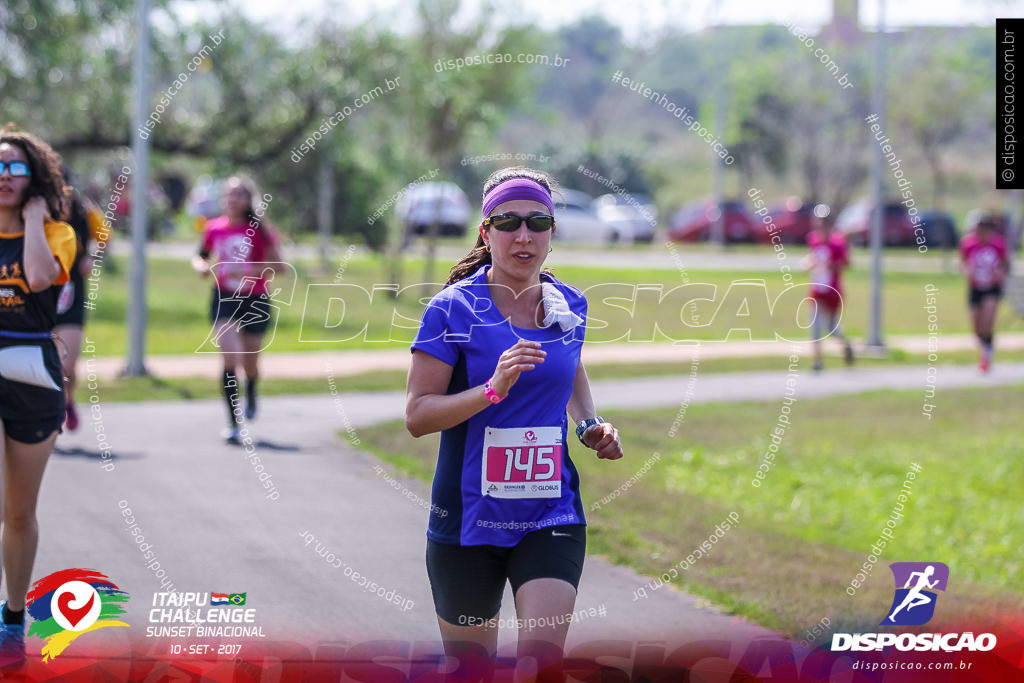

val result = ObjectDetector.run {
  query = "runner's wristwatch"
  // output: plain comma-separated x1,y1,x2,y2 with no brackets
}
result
576,417,605,447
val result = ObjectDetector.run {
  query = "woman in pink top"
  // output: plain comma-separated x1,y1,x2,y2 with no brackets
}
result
959,211,1009,372
191,176,281,443
804,209,855,372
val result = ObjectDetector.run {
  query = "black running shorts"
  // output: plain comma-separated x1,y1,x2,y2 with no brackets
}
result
209,289,273,335
425,524,586,625
969,285,1003,308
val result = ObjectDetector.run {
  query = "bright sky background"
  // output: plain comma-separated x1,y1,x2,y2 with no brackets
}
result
171,0,1024,42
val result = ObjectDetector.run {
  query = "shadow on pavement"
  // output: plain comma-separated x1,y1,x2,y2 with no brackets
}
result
52,446,140,462
236,440,303,453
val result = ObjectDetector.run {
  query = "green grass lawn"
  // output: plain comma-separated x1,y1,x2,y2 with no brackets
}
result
356,385,1024,640
82,253,1024,356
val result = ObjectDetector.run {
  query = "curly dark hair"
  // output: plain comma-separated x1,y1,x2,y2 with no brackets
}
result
446,167,557,285
0,123,70,221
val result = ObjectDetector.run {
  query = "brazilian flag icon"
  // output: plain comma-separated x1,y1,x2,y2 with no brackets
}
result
228,593,246,605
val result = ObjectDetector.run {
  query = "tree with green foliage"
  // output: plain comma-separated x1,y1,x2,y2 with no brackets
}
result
727,33,871,211
887,39,991,208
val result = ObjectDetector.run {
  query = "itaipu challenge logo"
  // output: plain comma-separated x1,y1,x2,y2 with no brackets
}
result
882,562,949,626
25,569,130,661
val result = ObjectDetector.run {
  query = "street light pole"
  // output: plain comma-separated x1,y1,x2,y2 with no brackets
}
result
124,0,151,376
711,46,726,248
866,0,887,353
317,150,334,272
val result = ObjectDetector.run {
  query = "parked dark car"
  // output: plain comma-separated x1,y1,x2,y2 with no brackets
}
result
668,199,756,243
919,211,958,249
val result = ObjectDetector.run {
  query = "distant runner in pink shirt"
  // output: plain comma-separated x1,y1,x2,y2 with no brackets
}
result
191,175,282,443
960,211,1009,373
804,208,854,372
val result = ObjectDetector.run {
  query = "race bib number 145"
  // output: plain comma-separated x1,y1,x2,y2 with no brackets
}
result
482,426,563,499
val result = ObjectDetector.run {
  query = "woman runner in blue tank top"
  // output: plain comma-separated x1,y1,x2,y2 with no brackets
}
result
407,167,623,675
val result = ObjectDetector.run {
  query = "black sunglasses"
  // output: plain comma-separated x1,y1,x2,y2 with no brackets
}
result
0,161,30,177
483,212,555,232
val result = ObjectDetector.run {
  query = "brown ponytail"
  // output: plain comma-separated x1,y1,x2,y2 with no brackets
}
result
446,232,491,285
445,166,556,286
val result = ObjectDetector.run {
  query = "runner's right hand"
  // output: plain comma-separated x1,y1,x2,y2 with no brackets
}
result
22,196,48,226
490,339,546,397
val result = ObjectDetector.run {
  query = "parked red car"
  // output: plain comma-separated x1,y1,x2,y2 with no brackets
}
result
835,198,917,247
756,197,816,245
668,199,756,243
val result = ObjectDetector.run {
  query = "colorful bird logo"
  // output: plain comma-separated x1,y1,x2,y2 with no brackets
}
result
25,569,130,661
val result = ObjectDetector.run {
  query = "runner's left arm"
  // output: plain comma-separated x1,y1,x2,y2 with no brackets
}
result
567,359,623,460
567,359,596,424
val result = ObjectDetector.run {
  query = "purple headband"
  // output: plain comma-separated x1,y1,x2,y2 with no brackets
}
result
481,177,553,218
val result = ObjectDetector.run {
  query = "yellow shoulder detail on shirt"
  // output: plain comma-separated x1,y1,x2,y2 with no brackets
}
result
86,206,108,243
44,220,77,286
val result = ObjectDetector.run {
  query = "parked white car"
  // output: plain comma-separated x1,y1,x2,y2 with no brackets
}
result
593,192,657,243
396,182,471,238
551,190,615,244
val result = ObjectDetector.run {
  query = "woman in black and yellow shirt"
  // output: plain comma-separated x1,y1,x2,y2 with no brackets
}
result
0,126,76,665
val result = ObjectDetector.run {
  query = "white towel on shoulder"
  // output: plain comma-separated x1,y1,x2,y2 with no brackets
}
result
541,282,583,331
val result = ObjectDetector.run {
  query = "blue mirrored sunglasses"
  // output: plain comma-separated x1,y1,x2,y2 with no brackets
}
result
0,161,30,177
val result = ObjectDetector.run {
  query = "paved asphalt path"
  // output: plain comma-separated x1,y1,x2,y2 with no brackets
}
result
38,362,1024,657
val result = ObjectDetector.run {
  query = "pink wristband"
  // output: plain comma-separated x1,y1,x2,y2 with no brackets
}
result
484,378,505,404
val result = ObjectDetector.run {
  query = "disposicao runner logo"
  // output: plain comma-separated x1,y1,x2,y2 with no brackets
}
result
25,569,129,661
883,561,948,626
832,561,997,653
